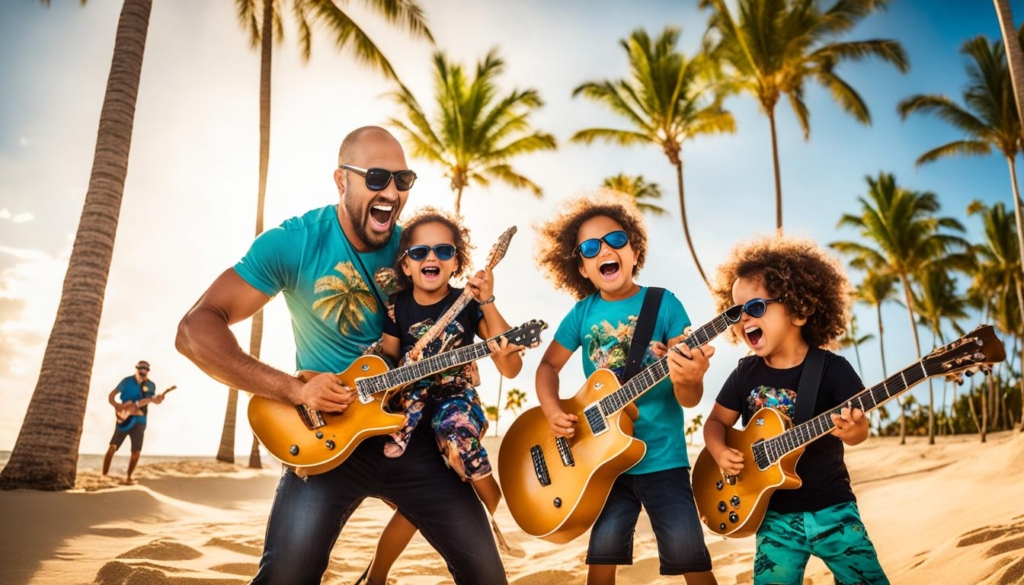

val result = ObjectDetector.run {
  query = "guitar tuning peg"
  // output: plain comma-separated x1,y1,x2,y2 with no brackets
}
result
963,369,973,377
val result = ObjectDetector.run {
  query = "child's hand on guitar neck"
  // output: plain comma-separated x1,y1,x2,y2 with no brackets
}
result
829,403,869,445
295,373,357,413
486,336,532,359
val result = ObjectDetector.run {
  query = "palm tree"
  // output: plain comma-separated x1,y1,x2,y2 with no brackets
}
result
850,271,906,441
485,405,500,438
602,174,669,217
911,266,969,439
898,31,1024,334
0,0,152,490
388,49,556,217
831,172,970,445
686,413,705,446
221,0,432,466
571,27,735,290
967,200,1023,430
505,388,527,417
993,2,1024,309
700,0,909,231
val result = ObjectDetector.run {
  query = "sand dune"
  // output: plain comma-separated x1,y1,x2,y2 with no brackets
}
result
2,431,1023,584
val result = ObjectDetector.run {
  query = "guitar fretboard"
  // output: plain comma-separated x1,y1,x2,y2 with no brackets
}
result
597,311,736,415
356,340,493,399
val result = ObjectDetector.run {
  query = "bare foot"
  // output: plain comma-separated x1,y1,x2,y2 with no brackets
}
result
123,478,136,485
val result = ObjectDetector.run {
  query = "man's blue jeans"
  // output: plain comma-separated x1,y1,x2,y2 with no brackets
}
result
251,426,506,584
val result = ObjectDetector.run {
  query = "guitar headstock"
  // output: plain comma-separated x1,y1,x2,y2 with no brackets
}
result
924,325,1006,385
484,226,517,270
497,319,548,348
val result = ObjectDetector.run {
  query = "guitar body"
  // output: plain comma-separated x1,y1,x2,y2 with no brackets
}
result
691,407,804,538
248,355,406,475
499,369,647,544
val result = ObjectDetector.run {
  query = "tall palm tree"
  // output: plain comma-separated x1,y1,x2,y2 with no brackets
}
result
388,49,556,217
911,266,969,440
602,174,669,217
898,31,1024,334
221,0,432,466
700,0,909,231
840,313,873,379
831,172,970,445
0,0,152,491
571,27,734,290
850,271,905,441
967,200,1023,430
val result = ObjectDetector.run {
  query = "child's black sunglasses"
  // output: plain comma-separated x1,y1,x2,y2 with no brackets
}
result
340,164,417,192
575,230,629,259
404,244,457,262
724,297,784,323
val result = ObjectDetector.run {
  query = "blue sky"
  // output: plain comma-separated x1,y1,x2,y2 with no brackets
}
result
0,0,1020,455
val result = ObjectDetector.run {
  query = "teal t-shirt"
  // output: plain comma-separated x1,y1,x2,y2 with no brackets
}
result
553,286,692,474
234,205,402,373
115,376,156,432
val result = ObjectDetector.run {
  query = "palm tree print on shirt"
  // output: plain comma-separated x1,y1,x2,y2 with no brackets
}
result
313,261,377,334
586,316,640,382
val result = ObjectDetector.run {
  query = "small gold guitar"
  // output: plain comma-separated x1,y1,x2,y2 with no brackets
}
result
249,320,547,475
116,385,177,423
692,324,1005,539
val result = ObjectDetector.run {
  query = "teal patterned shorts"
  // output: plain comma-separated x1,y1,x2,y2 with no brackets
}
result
754,501,888,585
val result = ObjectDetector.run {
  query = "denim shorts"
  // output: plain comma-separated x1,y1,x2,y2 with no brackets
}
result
586,466,712,575
754,501,888,585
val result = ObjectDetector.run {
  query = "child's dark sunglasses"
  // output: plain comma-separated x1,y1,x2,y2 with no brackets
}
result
404,244,457,262
575,230,629,259
340,164,417,192
723,297,784,323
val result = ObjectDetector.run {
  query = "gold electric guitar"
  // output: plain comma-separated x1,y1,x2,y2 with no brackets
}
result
692,324,1005,539
498,307,740,544
116,385,177,423
249,320,547,475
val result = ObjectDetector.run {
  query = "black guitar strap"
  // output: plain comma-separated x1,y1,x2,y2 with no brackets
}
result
793,346,826,424
624,287,665,382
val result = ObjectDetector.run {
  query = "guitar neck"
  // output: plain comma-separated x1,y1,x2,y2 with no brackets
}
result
358,338,494,397
599,311,736,416
761,359,933,463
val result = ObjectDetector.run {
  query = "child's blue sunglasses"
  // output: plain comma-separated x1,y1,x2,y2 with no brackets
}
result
724,297,784,322
575,230,629,259
405,244,457,262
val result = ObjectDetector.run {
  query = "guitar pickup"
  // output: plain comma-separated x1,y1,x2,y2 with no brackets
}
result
296,405,326,430
583,403,607,435
555,436,575,467
530,445,551,486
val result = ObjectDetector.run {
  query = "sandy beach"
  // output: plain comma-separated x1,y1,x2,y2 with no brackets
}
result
2,431,1023,585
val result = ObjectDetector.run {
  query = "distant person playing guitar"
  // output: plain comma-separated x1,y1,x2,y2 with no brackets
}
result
175,127,508,585
102,360,162,484
359,206,530,584
533,191,716,585
703,234,887,585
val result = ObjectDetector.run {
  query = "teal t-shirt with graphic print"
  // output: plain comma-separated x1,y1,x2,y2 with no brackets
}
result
553,286,692,475
234,205,401,373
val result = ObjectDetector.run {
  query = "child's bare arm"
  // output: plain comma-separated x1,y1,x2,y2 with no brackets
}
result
536,341,578,437
664,333,714,408
704,403,745,475
380,333,401,364
469,267,525,378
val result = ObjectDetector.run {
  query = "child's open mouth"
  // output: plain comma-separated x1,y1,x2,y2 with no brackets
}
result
745,326,764,349
369,203,395,231
421,266,441,280
598,261,619,280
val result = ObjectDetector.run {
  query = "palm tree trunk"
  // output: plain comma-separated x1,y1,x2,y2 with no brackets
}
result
494,375,504,437
454,185,464,217
0,0,152,491
767,108,784,232
673,161,710,290
875,304,904,439
993,3,1024,306
899,274,926,444
216,390,238,462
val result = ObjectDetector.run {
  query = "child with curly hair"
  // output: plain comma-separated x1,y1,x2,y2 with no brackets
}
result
534,190,717,585
703,234,887,585
361,206,528,584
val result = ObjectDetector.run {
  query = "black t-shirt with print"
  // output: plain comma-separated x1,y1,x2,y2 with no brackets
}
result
716,350,863,514
383,287,483,383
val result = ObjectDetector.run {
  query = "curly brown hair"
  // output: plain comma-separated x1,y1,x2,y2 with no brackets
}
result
711,234,851,349
393,206,474,292
534,190,648,300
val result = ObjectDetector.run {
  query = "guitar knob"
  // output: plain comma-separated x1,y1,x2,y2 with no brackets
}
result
715,480,724,491
324,440,336,450
315,431,324,439
719,523,727,531
289,445,299,456
717,501,727,513
729,512,739,523
731,496,741,508
553,497,562,508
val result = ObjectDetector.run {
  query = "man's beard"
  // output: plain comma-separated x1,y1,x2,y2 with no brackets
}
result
344,193,395,250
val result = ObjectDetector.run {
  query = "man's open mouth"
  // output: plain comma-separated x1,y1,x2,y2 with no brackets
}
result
369,202,394,231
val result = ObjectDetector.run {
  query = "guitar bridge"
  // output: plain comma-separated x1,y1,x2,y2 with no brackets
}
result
296,405,326,430
530,445,551,486
555,436,575,467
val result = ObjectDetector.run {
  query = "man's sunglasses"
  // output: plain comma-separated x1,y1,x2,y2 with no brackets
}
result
724,297,784,323
575,230,629,259
340,164,417,192
405,244,457,262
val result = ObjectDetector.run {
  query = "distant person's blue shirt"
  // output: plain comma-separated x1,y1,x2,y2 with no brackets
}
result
234,204,401,373
115,376,156,431
553,286,692,474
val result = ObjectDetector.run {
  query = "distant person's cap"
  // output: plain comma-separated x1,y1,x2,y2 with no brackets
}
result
136,360,151,370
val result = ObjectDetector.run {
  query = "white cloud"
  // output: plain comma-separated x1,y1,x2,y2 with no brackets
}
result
0,210,34,223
